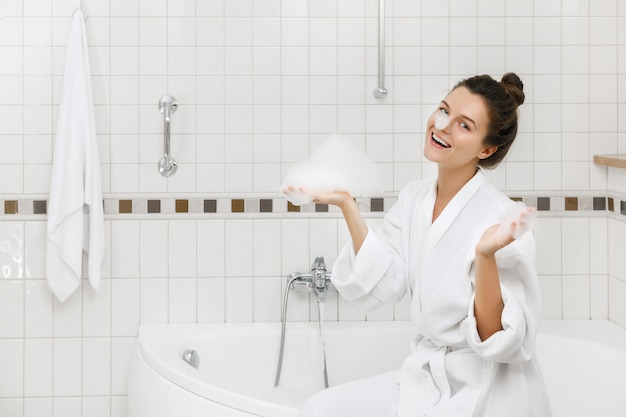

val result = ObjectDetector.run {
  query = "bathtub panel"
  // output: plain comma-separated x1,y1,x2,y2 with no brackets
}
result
128,348,254,417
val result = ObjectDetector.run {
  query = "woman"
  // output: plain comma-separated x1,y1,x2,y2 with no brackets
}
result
296,73,552,417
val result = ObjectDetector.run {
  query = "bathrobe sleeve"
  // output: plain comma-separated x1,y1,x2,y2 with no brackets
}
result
331,184,420,311
461,233,542,364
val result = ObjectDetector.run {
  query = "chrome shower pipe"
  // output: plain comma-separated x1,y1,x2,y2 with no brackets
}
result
373,0,388,99
158,95,178,177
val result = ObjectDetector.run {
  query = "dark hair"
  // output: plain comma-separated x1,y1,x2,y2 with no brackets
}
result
453,73,525,169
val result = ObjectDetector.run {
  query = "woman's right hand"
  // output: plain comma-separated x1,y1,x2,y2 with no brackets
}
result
285,186,354,209
311,190,354,209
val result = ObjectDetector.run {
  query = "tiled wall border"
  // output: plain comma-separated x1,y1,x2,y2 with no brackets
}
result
0,195,623,217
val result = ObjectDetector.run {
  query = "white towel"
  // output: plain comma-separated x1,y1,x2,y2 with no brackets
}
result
46,9,104,302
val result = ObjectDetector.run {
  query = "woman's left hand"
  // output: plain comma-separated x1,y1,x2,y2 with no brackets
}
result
475,222,516,257
476,206,536,257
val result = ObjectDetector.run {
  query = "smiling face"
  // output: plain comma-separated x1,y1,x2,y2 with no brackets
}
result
423,86,497,173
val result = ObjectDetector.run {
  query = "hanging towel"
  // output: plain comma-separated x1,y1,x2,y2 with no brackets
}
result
46,9,104,302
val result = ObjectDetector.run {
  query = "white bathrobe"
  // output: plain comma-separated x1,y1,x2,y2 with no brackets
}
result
331,170,552,417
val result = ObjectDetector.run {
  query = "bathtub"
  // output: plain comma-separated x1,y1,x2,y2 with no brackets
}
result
127,320,626,417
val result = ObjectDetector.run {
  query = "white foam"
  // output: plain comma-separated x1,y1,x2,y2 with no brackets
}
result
279,134,384,206
496,202,537,240
435,110,449,130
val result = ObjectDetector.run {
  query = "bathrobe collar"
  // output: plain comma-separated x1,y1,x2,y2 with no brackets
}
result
410,169,486,314
423,169,485,262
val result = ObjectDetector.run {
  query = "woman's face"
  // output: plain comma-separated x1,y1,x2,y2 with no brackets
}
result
423,86,495,171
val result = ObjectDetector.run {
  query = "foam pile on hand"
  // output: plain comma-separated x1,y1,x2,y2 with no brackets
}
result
280,134,383,206
495,202,537,240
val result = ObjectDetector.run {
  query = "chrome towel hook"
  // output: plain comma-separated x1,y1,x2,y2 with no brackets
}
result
158,95,178,177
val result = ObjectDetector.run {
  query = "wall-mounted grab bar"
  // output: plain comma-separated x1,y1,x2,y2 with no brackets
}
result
158,95,178,177
373,0,388,99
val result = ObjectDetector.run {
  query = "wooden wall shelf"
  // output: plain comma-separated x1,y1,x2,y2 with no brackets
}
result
593,154,626,169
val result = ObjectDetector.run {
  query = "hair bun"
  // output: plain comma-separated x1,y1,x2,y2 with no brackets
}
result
501,72,525,107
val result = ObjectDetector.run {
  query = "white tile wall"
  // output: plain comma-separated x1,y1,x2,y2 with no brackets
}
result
2,0,626,416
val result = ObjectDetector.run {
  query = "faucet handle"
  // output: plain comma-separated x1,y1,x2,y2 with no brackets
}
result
311,256,327,271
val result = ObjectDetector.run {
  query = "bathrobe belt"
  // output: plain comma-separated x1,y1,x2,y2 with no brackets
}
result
398,338,455,417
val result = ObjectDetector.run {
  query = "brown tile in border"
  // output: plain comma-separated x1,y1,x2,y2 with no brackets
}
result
119,200,133,213
608,198,614,212
510,197,523,202
33,200,47,214
621,201,626,216
564,197,578,211
147,200,161,213
176,199,189,213
204,199,217,213
231,199,245,213
4,200,17,214
287,202,300,212
260,199,273,213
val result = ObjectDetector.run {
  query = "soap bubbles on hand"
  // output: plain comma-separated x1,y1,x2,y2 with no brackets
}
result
495,202,537,241
280,134,384,206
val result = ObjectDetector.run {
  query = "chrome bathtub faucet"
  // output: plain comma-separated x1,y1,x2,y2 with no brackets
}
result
288,256,333,301
275,256,334,388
